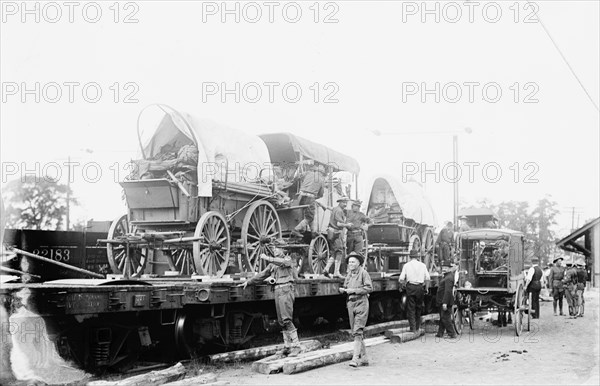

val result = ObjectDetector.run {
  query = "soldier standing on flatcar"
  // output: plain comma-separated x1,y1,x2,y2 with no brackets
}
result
346,200,373,255
524,257,543,319
436,222,454,266
548,257,566,316
324,197,352,278
238,242,302,357
339,252,373,367
292,163,326,237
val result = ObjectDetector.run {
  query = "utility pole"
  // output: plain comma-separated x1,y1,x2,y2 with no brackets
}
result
66,155,71,231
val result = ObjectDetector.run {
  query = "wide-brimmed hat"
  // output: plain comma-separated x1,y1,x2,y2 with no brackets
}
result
553,257,564,264
351,200,362,206
346,251,364,265
337,196,350,203
575,258,586,267
459,215,468,220
409,249,421,259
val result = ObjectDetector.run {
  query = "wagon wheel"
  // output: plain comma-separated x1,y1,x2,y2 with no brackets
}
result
308,234,329,274
193,211,231,277
514,284,524,336
241,201,282,272
165,248,196,276
408,234,421,260
420,227,435,270
106,214,149,278
452,288,463,335
525,291,532,332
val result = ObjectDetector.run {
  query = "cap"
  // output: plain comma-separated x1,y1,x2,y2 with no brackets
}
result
346,251,364,265
553,257,564,264
337,196,350,203
352,200,362,206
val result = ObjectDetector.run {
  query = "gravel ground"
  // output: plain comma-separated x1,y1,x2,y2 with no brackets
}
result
214,288,600,385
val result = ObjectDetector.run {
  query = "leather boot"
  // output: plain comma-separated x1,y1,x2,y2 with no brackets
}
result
287,329,302,357
349,337,361,367
333,259,344,278
553,301,557,316
358,339,369,366
275,331,290,357
323,258,334,278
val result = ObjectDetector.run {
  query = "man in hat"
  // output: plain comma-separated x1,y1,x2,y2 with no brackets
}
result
292,163,326,236
436,221,454,266
436,262,458,339
458,216,471,232
548,257,566,316
238,241,302,357
324,197,353,278
339,252,373,367
346,200,373,255
525,257,543,319
399,249,431,332
575,259,587,317
562,261,579,317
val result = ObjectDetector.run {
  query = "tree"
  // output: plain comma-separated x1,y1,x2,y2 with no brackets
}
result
530,196,560,265
2,175,77,230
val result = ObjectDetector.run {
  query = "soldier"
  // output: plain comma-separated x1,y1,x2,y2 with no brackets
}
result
524,257,543,319
458,216,471,232
324,197,352,278
436,263,458,339
238,241,301,357
562,262,579,317
436,222,454,266
548,257,566,316
339,252,373,367
575,259,588,317
399,249,431,332
292,163,326,236
346,200,373,255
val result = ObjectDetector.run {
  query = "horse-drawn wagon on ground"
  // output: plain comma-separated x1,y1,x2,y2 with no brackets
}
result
103,105,360,279
453,228,532,336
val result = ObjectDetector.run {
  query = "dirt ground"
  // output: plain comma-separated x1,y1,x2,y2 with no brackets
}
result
214,289,600,385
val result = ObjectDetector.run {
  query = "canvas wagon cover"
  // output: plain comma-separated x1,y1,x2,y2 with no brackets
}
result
364,175,437,226
139,109,271,197
259,133,360,173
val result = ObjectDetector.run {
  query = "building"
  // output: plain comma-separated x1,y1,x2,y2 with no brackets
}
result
556,217,600,287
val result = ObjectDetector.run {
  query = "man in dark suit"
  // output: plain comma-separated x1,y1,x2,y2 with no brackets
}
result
525,257,543,319
436,264,458,338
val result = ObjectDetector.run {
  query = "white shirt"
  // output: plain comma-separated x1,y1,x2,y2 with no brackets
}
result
525,264,539,287
399,259,431,284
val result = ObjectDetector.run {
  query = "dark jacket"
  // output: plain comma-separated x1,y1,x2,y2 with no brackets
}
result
436,270,455,306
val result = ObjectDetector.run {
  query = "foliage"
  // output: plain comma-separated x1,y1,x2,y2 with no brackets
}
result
2,175,77,230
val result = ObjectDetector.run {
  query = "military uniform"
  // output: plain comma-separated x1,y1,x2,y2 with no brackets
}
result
548,262,565,315
575,264,588,317
436,268,457,338
294,167,325,233
324,198,348,277
341,253,373,367
346,202,372,254
562,266,579,317
246,251,301,356
436,226,454,266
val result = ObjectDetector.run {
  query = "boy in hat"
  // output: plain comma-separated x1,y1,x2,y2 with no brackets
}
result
436,262,458,338
399,249,431,332
346,200,373,254
324,197,353,278
548,257,566,316
238,240,301,357
339,252,373,367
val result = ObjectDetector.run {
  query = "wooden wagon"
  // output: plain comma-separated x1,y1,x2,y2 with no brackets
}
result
453,229,532,336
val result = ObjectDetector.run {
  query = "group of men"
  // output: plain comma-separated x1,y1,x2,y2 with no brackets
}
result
548,257,588,318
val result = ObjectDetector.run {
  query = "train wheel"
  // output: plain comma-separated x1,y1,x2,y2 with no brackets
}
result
420,227,435,270
241,201,282,272
514,285,524,336
193,211,231,278
106,214,149,278
308,234,329,274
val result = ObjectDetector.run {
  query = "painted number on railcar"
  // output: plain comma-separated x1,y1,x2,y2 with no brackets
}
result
32,247,74,262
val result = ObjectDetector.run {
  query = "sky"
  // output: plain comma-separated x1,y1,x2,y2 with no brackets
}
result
1,0,598,237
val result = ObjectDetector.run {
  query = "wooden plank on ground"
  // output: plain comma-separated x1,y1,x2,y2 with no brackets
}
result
87,362,186,386
281,336,389,374
387,329,425,344
251,340,323,374
209,339,321,363
163,373,219,385
340,315,439,338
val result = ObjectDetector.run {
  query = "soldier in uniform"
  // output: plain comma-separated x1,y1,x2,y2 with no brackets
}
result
548,257,566,316
436,263,458,339
436,222,454,266
324,197,352,278
238,241,301,357
339,252,373,367
525,257,543,319
562,262,579,317
575,259,588,317
458,216,471,232
346,200,373,255
292,164,326,236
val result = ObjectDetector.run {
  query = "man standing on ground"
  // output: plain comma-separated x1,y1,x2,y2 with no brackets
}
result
548,257,566,316
324,197,352,278
436,222,454,266
525,257,543,319
562,262,579,317
399,249,431,332
346,200,373,255
575,259,588,317
436,263,458,339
